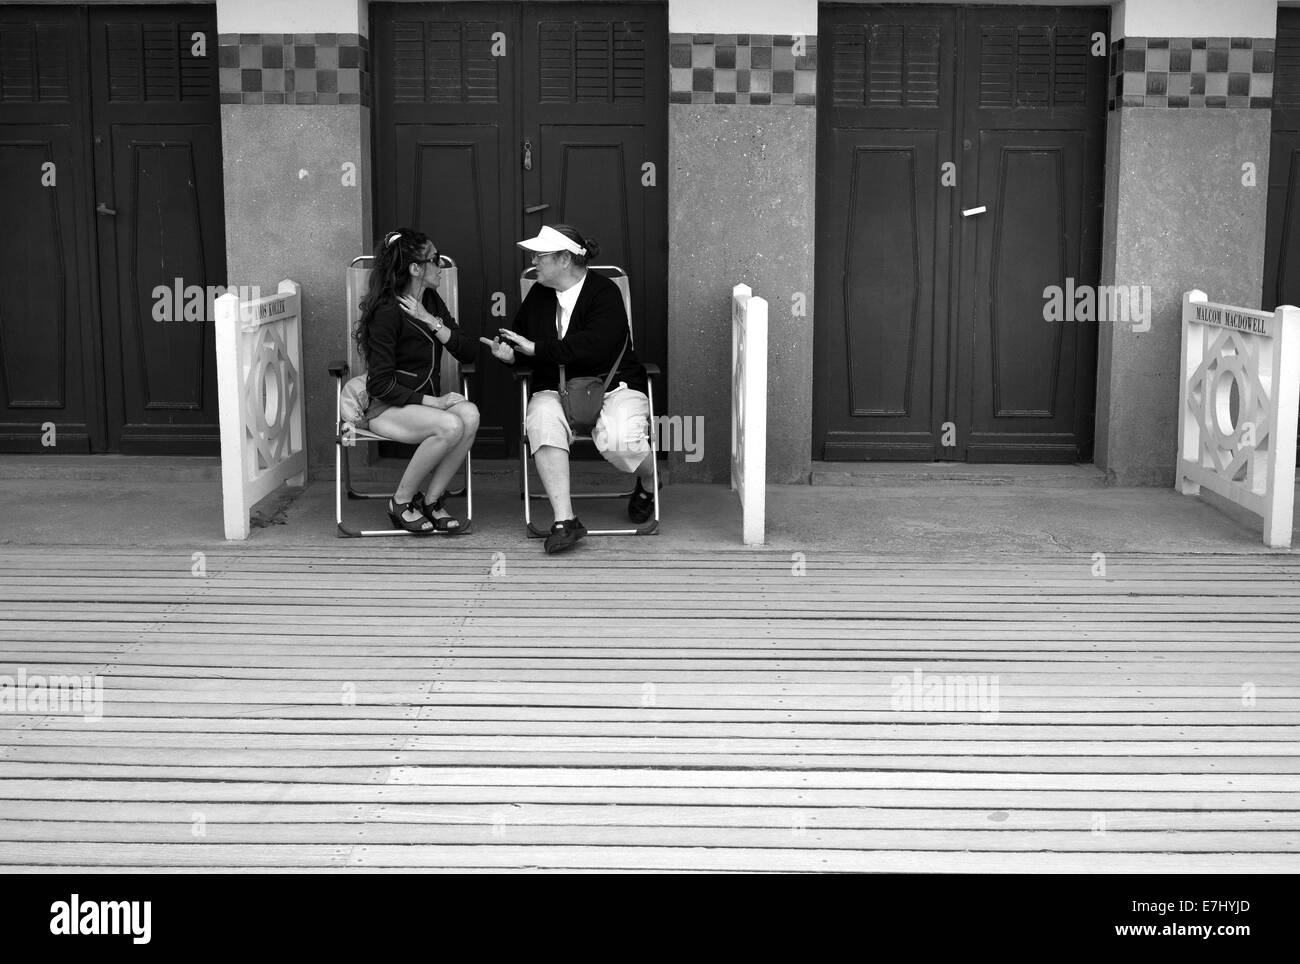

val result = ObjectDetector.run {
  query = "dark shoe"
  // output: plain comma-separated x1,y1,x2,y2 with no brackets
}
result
417,492,463,534
387,497,436,535
628,479,656,523
544,517,587,554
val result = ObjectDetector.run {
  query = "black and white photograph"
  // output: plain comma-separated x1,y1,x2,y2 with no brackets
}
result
0,0,1294,938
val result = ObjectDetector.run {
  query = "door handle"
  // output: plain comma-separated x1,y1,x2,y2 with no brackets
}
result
962,205,987,217
524,202,550,215
96,202,117,216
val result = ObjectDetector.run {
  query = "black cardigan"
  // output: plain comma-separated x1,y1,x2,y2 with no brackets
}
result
506,270,647,395
364,289,475,407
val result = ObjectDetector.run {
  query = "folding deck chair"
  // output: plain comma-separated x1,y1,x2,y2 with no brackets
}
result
516,265,660,538
329,254,474,537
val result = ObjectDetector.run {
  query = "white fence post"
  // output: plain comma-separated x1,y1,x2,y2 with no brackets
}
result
731,284,768,546
1176,290,1300,548
215,279,308,540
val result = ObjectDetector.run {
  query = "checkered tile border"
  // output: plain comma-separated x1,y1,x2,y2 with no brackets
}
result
670,33,816,106
1109,37,1273,110
218,34,370,107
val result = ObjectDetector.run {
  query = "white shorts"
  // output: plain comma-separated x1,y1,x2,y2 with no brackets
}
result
526,385,651,474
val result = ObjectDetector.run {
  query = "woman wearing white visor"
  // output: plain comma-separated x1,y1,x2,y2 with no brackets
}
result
481,224,653,554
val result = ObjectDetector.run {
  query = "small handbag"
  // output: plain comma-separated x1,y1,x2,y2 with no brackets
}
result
339,375,369,427
558,336,627,434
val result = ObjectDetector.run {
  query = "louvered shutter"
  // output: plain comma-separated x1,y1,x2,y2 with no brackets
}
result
979,25,1091,109
537,20,646,103
0,22,72,103
831,23,940,108
391,20,500,103
104,21,213,102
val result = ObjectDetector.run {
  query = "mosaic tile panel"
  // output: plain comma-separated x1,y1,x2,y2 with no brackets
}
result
218,33,370,107
1108,37,1273,110
670,33,817,106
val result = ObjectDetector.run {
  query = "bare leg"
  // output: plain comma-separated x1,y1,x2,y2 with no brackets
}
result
422,402,480,518
633,452,654,487
534,444,573,522
369,406,465,524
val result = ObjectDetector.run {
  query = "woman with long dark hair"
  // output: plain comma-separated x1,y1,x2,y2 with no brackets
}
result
354,227,479,534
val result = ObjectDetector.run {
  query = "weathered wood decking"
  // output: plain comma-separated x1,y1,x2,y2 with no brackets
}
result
0,545,1297,872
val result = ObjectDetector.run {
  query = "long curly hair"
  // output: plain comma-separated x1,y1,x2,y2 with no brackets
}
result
354,227,432,360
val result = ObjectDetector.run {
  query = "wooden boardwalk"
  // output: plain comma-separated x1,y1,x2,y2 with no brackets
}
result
0,544,1298,872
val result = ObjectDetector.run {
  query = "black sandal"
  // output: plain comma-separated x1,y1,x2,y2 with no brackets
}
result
387,496,436,535
418,493,463,534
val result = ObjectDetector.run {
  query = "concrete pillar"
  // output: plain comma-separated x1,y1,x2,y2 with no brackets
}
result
1096,0,1277,484
217,0,372,474
667,0,817,483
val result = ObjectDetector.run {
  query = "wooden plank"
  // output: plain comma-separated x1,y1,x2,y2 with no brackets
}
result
7,722,1298,741
0,842,1294,872
4,765,1298,790
2,779,1295,808
6,801,1300,831
1,754,1296,775
0,821,1296,851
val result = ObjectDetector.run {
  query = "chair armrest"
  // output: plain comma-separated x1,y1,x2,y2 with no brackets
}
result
460,362,476,376
328,359,349,378
644,363,661,377
511,365,534,382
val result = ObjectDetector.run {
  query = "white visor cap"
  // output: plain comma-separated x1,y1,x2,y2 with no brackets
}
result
517,225,586,256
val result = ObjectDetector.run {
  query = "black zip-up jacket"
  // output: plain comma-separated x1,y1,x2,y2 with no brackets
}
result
364,289,476,407
505,270,647,395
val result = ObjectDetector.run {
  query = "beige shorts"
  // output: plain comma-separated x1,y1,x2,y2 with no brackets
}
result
526,386,651,473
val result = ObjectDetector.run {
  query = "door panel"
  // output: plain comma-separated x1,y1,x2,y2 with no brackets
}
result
815,6,956,460
536,125,645,346
966,132,1086,459
957,10,1105,463
118,130,216,412
90,7,226,454
816,5,1106,463
821,131,942,459
395,121,506,387
0,10,100,452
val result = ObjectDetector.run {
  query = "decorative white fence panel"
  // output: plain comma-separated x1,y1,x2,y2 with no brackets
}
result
731,283,768,546
216,280,307,540
1177,289,1300,548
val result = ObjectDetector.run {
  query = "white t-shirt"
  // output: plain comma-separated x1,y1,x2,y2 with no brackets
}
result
554,272,587,339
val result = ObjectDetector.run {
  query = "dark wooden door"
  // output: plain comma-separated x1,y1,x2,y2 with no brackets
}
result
0,5,225,455
815,5,1107,462
0,8,102,452
373,2,667,457
1264,8,1300,465
815,6,956,460
89,6,225,454
957,10,1106,462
